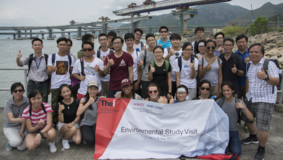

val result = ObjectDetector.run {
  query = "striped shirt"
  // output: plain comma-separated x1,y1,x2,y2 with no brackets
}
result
246,58,279,103
22,102,53,129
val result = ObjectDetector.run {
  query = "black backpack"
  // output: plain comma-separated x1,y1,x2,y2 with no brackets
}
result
71,58,85,98
27,53,49,76
247,59,282,92
97,48,114,59
177,55,195,72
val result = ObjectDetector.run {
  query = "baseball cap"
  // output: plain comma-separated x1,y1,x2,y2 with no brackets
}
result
121,78,132,88
88,81,98,88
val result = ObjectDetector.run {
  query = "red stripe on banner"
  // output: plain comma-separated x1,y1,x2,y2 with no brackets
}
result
93,98,130,159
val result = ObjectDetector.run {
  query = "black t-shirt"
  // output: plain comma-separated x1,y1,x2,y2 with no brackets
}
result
148,60,171,93
58,99,80,123
192,96,213,100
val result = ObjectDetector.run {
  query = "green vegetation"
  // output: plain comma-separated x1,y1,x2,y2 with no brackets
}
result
249,16,269,35
222,26,248,37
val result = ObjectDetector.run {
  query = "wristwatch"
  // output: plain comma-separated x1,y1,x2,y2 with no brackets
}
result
168,92,172,95
236,69,239,74
264,75,269,81
39,132,44,138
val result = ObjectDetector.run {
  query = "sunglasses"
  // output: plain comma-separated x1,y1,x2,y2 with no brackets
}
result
200,87,210,91
13,89,23,93
82,48,92,52
206,46,215,50
160,31,168,33
148,90,158,94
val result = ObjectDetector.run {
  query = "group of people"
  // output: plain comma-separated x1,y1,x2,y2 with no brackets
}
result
3,26,279,160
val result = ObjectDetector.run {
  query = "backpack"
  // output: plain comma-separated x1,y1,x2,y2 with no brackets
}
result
150,60,170,73
27,53,49,76
143,49,148,68
51,53,72,66
247,59,281,93
97,48,114,59
29,103,46,117
71,58,85,98
177,55,195,72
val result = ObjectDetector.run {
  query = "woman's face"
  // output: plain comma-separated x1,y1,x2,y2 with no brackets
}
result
222,85,234,99
153,48,164,60
148,86,159,99
12,86,24,99
199,83,210,96
87,86,98,97
198,44,206,54
176,88,188,102
206,42,216,55
30,93,42,107
122,85,132,95
60,86,71,100
183,45,193,58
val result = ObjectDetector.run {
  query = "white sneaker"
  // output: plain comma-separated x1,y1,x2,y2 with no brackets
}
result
48,141,57,153
6,143,13,151
62,139,70,149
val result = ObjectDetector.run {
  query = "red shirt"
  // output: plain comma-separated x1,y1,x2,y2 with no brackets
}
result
104,52,134,90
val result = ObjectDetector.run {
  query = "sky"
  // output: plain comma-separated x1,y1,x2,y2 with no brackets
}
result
0,0,282,26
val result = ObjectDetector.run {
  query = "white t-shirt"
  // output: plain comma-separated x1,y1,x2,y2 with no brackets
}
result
174,57,199,88
124,49,140,81
72,57,104,95
95,49,111,81
133,43,142,53
47,53,74,89
163,47,183,82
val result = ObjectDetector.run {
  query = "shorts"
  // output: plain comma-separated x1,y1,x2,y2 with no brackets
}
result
25,129,42,137
57,121,80,131
245,99,274,131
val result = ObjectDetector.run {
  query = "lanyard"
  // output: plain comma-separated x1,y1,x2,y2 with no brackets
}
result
34,56,43,69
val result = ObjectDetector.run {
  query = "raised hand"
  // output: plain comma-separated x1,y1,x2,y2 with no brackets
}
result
204,63,212,71
231,64,237,74
58,102,65,112
218,46,224,54
169,48,175,56
94,65,99,72
107,57,114,66
236,99,245,109
87,96,95,105
257,68,267,80
138,60,144,67
37,119,45,127
244,55,250,63
158,42,162,47
149,64,155,73
17,50,22,59
189,60,195,69
51,63,57,72
102,56,106,62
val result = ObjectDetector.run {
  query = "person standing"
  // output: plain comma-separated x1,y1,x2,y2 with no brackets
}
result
192,27,209,54
242,43,279,160
107,31,117,49
155,26,172,49
16,38,49,102
47,37,74,126
104,37,134,98
67,39,76,62
133,28,146,52
213,32,225,57
77,34,95,59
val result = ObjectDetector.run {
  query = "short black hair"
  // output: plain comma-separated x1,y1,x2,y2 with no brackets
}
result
134,28,143,35
56,37,68,44
248,43,265,55
182,42,193,51
82,34,94,43
221,81,234,91
195,27,204,34
107,31,117,37
159,26,169,32
214,32,225,39
236,34,248,43
111,36,124,43
146,33,155,41
82,41,94,50
153,46,164,53
169,33,181,41
32,38,43,45
205,39,216,47
98,33,108,39
66,38,72,46
199,80,211,88
10,82,25,94
223,38,235,45
124,33,135,41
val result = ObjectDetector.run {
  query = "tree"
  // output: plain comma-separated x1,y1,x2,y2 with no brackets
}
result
249,16,269,35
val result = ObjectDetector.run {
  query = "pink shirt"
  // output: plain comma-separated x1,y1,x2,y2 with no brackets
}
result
22,102,53,130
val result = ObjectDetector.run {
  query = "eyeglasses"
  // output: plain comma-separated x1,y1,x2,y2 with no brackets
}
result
83,48,92,52
13,89,23,93
206,46,215,50
147,39,155,42
200,87,211,91
59,44,66,47
148,90,158,94
113,42,122,45
160,31,168,33
126,39,134,42
99,39,107,42
154,51,163,54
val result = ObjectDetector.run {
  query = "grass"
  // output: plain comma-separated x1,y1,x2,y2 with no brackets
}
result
222,26,249,37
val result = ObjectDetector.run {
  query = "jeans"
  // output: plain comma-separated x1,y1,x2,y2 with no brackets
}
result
226,131,242,155
108,89,121,98
80,125,96,144
141,81,150,99
3,126,26,150
101,81,109,97
27,80,49,103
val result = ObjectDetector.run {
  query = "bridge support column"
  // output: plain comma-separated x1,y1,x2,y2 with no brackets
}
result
61,29,65,37
25,30,27,39
102,23,108,34
13,34,16,39
131,21,139,33
148,27,152,33
30,30,32,38
41,34,44,39
77,27,82,40
68,32,71,39
179,13,184,35
47,29,54,40
17,30,22,39
173,12,194,35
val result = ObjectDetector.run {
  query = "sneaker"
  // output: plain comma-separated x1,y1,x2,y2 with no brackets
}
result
255,147,265,160
242,136,258,144
62,139,70,149
6,143,13,151
48,141,57,153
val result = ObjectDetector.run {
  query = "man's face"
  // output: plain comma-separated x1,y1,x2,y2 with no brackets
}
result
82,44,93,57
159,28,169,39
223,41,234,53
196,31,204,39
125,38,134,48
67,41,72,52
113,38,123,51
32,41,43,53
146,37,156,47
215,35,224,46
170,39,180,48
249,46,263,63
99,36,108,47
57,41,67,53
236,38,248,51
134,31,142,41
108,36,114,45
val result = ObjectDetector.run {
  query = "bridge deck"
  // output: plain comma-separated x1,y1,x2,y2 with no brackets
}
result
0,107,282,160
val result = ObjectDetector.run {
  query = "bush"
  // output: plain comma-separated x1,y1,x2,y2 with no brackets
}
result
222,26,248,37
249,16,269,36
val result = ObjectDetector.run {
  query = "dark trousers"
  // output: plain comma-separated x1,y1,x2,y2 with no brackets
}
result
108,89,121,98
133,80,141,96
80,125,96,144
141,81,150,99
226,131,242,155
27,80,49,103
172,81,177,98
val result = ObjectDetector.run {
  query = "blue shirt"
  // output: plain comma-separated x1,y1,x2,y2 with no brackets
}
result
155,38,172,49
214,49,224,57
234,48,249,86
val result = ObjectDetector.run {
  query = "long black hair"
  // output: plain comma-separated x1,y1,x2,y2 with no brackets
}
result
28,90,43,107
83,86,99,110
58,84,72,103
